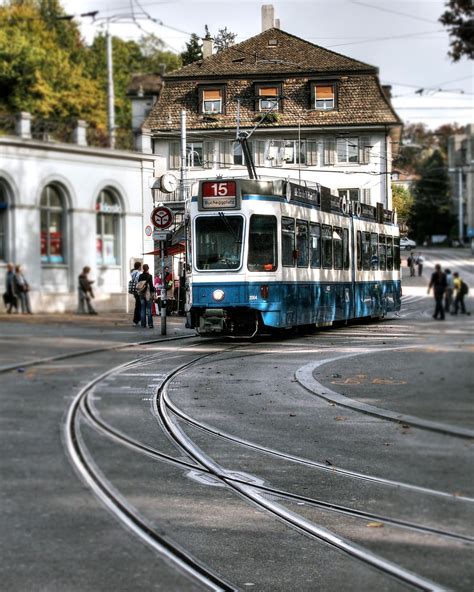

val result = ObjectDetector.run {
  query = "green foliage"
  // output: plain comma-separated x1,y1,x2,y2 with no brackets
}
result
439,0,474,62
391,184,414,223
180,33,202,65
0,2,106,126
214,27,237,53
138,34,181,74
410,150,455,244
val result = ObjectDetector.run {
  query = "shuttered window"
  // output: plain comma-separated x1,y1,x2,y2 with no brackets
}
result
199,87,225,114
314,84,335,110
323,137,336,165
259,86,279,111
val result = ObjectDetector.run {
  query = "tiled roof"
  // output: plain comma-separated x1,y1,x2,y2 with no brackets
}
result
167,28,376,78
144,28,401,133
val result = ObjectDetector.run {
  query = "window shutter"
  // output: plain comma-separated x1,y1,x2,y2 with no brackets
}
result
202,141,214,169
362,188,371,204
359,136,371,165
169,142,180,169
219,141,232,167
323,137,336,165
306,140,318,166
203,89,222,100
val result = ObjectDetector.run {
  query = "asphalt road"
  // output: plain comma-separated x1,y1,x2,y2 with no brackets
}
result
0,247,472,591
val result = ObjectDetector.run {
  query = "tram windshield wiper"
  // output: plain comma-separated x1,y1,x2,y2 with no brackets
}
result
218,212,242,244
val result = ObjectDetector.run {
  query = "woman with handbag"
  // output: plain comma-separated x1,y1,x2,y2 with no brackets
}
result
13,265,32,314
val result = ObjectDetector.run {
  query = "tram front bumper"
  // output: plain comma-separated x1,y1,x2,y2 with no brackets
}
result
199,309,225,334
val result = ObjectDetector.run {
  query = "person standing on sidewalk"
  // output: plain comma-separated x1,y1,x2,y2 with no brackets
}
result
130,261,142,326
427,264,447,320
4,263,18,313
415,253,424,276
77,267,97,315
137,263,155,328
13,265,32,314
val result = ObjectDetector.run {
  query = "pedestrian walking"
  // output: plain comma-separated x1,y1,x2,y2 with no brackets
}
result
415,253,424,276
444,269,454,313
3,263,18,313
452,272,470,315
408,252,415,277
77,266,97,315
136,263,155,328
13,265,32,314
129,261,142,326
153,272,163,316
427,264,447,320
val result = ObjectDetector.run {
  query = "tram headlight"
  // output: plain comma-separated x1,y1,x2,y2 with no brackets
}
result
212,289,225,302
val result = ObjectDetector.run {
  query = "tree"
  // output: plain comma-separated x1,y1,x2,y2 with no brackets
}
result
0,2,106,126
439,0,474,61
180,33,202,66
410,150,455,244
392,184,414,226
138,34,181,74
214,27,237,52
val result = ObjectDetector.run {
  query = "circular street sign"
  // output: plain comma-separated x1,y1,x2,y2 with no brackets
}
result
145,224,153,237
150,205,173,229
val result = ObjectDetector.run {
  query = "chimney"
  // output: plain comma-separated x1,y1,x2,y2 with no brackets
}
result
202,30,213,59
382,85,392,102
262,4,274,31
274,18,280,29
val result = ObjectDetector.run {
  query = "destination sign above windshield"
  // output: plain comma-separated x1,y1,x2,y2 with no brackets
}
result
200,180,239,210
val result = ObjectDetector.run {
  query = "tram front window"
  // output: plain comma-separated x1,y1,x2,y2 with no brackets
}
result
248,215,277,272
195,215,243,270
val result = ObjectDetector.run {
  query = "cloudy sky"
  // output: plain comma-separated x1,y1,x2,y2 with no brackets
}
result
63,0,473,130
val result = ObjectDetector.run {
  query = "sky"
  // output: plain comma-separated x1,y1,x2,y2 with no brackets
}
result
62,0,474,130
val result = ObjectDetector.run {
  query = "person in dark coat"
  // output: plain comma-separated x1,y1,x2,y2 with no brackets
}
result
137,263,155,328
130,261,142,326
427,264,447,320
77,266,97,315
13,265,32,314
4,263,18,313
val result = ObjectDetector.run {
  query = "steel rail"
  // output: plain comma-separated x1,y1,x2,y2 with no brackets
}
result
64,350,236,592
156,380,448,592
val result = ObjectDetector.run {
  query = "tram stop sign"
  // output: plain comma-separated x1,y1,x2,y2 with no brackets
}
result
150,205,173,229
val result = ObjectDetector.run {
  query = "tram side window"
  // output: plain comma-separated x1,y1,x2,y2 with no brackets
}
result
357,231,362,270
296,220,309,267
248,215,277,272
310,223,321,268
394,237,401,270
362,231,371,271
343,228,350,270
379,234,386,270
322,224,333,269
370,232,378,270
282,217,295,267
333,227,343,270
386,236,394,270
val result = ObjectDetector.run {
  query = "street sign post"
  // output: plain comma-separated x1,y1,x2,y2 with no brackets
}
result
152,230,171,241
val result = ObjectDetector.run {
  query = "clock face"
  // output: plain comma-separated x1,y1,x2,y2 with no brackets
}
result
161,173,177,193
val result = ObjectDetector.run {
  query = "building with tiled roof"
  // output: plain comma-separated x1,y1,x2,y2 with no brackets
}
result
145,7,402,210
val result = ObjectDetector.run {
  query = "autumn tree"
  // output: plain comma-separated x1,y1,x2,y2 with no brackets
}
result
439,0,474,61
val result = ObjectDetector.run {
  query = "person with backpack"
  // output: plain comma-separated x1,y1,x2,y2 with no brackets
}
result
129,261,142,326
136,263,155,328
452,272,470,315
427,264,447,320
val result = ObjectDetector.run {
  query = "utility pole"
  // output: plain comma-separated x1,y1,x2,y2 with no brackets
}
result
457,167,464,244
106,25,115,149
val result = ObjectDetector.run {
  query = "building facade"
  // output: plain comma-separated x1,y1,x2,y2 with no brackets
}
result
0,114,156,312
448,123,474,246
145,23,401,210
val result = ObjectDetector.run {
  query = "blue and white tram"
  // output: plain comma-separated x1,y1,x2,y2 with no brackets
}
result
186,178,401,337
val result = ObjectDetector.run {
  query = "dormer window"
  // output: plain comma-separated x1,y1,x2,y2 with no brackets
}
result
311,82,336,111
255,82,282,112
199,86,225,114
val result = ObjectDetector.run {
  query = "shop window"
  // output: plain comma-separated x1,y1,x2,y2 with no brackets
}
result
96,189,121,265
0,180,10,262
40,185,66,264
282,217,295,267
312,83,336,110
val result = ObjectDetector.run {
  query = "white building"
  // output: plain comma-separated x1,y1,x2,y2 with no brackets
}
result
0,114,156,312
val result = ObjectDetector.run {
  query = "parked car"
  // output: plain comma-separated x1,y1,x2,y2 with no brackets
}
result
400,236,416,250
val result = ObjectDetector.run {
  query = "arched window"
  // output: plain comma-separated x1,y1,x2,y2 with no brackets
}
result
96,189,121,265
41,185,66,264
0,180,10,262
